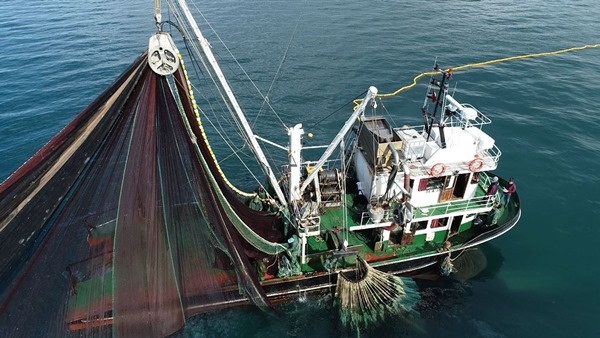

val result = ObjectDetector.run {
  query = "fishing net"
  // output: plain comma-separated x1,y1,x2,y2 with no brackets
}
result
335,256,420,330
449,248,488,281
0,54,278,337
171,54,287,258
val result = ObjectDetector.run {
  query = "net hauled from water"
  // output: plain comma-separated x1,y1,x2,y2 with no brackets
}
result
336,256,420,330
0,53,280,337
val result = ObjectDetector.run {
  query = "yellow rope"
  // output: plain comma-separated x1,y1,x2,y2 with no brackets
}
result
355,43,600,107
178,54,255,198
184,44,600,197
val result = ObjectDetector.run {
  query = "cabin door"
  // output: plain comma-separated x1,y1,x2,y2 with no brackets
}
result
439,175,456,202
450,215,462,235
440,173,470,202
453,173,470,198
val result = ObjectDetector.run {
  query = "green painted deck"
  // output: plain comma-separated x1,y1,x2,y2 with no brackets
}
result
300,177,517,273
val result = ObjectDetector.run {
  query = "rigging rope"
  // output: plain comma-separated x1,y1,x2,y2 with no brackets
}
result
177,47,280,201
178,55,287,254
172,1,283,200
182,42,600,197
177,54,255,197
307,90,367,131
177,54,295,229
253,0,308,129
188,0,287,130
354,43,600,108
173,2,289,201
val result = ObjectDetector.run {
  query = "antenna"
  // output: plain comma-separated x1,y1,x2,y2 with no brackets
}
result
423,64,451,148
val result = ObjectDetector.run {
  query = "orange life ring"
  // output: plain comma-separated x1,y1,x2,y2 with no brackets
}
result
430,163,446,177
468,157,484,172
383,223,398,231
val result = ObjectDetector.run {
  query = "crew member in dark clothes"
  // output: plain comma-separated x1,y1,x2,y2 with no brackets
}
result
486,176,499,196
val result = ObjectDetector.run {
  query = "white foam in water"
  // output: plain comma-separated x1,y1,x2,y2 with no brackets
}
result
471,319,507,338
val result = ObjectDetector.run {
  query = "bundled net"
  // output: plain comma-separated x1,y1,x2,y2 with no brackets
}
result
449,248,488,281
335,256,420,330
0,53,276,337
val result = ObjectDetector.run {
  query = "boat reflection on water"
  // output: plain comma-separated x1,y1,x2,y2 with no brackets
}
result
449,248,489,282
453,244,505,282
412,244,505,322
409,244,504,282
176,244,505,337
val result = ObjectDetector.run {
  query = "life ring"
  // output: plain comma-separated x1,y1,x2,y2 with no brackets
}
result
430,163,446,177
468,157,484,172
383,223,398,231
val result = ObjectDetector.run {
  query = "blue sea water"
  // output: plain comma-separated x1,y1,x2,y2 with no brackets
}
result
1,0,600,337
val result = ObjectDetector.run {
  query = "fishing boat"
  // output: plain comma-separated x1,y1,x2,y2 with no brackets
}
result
0,0,520,336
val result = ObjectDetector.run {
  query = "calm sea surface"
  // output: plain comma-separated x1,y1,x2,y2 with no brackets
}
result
1,1,600,337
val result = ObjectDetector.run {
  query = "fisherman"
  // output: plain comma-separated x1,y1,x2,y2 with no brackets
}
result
287,234,301,257
477,176,499,206
256,257,269,281
257,184,267,199
501,177,517,207
249,185,271,211
491,203,502,226
278,235,301,277
248,194,263,211
485,176,499,198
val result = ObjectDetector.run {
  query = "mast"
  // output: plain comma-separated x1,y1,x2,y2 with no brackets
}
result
175,0,288,207
154,0,162,28
423,66,452,148
297,86,378,197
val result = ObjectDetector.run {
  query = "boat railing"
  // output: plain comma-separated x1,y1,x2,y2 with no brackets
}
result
355,194,494,227
413,194,495,219
395,104,491,135
444,144,501,174
452,198,521,249
281,159,342,176
299,216,321,236
358,207,393,226
480,143,502,166
395,119,501,174
404,146,501,177
302,159,341,172
479,171,494,185
451,103,491,128
360,196,498,227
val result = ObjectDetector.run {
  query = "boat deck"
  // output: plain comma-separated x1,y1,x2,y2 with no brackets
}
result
301,177,519,273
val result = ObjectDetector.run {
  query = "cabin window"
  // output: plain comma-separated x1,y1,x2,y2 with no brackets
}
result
415,220,428,231
418,177,444,191
430,217,449,228
418,179,427,191
445,175,456,189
